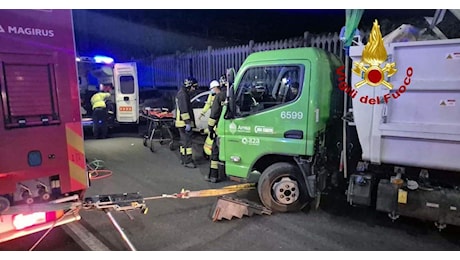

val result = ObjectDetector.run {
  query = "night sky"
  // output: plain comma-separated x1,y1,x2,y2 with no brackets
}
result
73,9,438,61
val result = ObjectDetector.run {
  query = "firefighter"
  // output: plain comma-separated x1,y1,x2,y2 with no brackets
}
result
199,80,220,120
206,75,228,183
90,83,112,139
201,80,220,158
175,77,198,168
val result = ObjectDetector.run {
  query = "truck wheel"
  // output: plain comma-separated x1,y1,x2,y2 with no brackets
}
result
258,162,309,213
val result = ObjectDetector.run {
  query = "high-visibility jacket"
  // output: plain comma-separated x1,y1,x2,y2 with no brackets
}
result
91,92,110,110
175,86,195,128
203,134,213,156
207,89,226,128
201,93,215,116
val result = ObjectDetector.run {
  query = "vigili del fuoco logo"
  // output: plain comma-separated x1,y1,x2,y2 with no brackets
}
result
337,20,414,105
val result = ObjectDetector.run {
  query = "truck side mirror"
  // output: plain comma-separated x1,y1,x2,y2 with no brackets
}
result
226,68,235,85
224,83,236,119
224,68,236,119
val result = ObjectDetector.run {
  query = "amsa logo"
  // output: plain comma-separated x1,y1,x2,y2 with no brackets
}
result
228,122,251,134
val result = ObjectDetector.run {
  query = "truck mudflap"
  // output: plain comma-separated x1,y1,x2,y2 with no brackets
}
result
376,179,460,229
294,157,328,199
293,157,316,198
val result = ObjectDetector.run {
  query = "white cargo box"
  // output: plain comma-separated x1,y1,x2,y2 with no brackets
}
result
349,39,460,171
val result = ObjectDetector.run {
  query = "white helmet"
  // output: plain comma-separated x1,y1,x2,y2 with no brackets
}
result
209,80,219,90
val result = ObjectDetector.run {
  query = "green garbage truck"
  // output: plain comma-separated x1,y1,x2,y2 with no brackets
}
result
218,37,460,229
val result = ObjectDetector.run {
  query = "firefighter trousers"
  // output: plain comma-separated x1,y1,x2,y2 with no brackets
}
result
208,136,226,182
178,127,194,164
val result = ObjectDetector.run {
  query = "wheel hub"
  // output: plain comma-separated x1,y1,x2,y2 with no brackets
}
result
272,177,299,205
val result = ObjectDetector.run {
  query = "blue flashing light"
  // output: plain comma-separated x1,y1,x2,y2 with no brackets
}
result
93,55,114,64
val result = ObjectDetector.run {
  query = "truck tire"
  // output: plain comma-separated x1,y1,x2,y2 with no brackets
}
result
258,162,309,213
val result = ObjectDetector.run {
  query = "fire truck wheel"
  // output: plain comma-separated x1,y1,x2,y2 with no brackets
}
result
257,162,309,213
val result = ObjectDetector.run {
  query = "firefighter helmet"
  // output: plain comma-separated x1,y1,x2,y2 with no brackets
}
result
219,74,228,87
184,77,198,88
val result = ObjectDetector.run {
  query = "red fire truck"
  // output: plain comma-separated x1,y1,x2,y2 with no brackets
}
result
0,10,88,243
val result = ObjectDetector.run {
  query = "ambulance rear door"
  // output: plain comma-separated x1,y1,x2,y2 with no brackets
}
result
113,62,139,123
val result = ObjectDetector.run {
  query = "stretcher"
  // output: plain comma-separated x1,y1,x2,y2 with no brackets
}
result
140,108,175,152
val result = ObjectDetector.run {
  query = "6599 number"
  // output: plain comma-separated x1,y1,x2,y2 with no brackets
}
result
280,111,303,120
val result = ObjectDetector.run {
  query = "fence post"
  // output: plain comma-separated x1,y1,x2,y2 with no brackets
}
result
332,33,340,58
207,46,212,81
303,31,310,47
248,40,254,54
175,51,181,90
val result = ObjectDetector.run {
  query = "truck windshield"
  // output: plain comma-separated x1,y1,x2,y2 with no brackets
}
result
235,65,302,116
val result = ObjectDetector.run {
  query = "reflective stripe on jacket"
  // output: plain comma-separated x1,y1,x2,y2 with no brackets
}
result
201,93,215,115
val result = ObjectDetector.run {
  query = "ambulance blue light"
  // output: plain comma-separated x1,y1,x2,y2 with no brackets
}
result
93,55,114,64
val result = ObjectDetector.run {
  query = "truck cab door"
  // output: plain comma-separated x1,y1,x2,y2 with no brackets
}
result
113,62,139,123
220,64,307,179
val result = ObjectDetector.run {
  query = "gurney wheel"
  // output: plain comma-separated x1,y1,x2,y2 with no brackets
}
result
159,139,165,145
169,141,175,151
143,138,148,147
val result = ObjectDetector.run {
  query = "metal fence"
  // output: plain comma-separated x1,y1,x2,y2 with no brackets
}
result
140,31,350,89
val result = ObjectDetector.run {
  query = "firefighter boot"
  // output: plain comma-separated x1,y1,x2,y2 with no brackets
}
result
183,148,196,168
204,173,216,183
206,167,219,183
218,162,227,182
207,160,219,183
184,160,196,168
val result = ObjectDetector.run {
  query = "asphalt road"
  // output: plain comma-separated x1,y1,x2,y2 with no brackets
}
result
2,127,460,251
